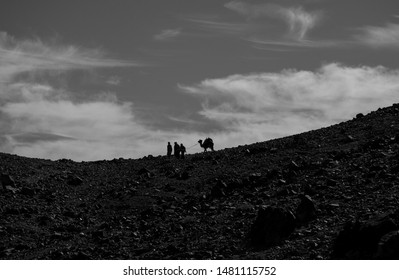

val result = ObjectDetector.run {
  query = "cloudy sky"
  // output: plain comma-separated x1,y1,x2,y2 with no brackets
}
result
1,0,399,161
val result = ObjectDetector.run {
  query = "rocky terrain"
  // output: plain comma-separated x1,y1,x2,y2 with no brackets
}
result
2,104,399,260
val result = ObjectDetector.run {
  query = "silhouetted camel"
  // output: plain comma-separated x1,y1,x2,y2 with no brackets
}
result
198,138,214,152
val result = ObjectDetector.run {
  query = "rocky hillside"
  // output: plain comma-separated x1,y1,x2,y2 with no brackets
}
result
2,104,399,259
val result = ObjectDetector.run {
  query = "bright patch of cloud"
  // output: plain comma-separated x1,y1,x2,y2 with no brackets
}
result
356,23,399,48
106,76,122,86
153,29,182,41
179,63,399,148
224,1,323,41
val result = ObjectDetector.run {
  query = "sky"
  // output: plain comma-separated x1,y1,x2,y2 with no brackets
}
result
1,0,399,161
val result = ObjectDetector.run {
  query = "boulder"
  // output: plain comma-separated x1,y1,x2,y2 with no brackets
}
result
248,206,296,249
331,214,397,259
295,195,317,225
1,174,16,189
376,230,399,259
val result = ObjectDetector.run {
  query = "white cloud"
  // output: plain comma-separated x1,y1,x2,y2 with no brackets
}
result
224,1,322,41
0,32,165,161
281,6,322,41
106,76,122,86
0,31,142,87
356,23,399,48
179,63,399,148
153,29,182,41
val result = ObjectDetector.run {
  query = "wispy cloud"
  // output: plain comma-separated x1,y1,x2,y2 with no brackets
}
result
355,23,399,49
106,76,122,86
224,1,323,42
280,6,322,41
0,32,142,83
153,28,182,41
179,63,399,148
185,17,251,36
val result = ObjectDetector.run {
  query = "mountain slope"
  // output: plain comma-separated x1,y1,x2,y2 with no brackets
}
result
1,104,399,259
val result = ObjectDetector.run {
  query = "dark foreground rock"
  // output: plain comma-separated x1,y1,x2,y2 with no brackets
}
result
331,214,397,259
248,206,296,249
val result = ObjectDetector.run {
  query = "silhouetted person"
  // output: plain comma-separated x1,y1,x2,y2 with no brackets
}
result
174,142,180,158
180,143,186,159
167,142,172,157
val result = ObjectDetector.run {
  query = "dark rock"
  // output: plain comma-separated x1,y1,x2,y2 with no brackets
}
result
331,214,397,259
177,171,190,180
20,187,36,196
67,175,83,186
376,230,399,259
71,251,91,260
1,174,16,189
138,168,151,175
296,195,317,225
326,178,338,187
210,184,225,198
248,206,296,249
63,210,78,218
164,184,176,192
356,113,364,119
342,134,355,143
4,207,20,215
37,215,53,226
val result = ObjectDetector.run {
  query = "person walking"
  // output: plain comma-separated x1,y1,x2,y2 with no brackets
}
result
167,142,172,157
180,143,186,159
173,142,180,159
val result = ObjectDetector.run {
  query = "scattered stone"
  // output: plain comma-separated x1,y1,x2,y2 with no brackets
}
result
4,185,18,194
248,206,296,249
249,173,262,182
289,161,300,171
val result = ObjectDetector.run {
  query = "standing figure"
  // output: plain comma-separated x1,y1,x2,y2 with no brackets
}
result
180,143,186,159
174,142,180,158
167,142,172,157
